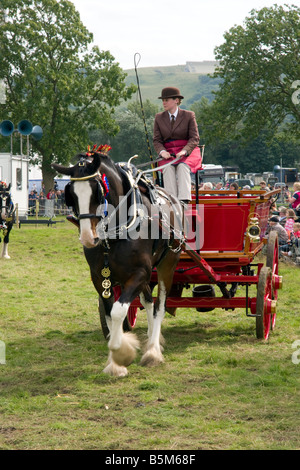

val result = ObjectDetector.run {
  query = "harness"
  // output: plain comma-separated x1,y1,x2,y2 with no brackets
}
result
66,156,186,299
69,170,106,220
68,158,185,248
0,189,15,240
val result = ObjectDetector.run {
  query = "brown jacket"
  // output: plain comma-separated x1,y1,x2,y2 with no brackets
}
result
153,108,199,156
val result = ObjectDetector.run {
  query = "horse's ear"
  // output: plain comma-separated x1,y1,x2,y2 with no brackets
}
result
7,183,11,191
89,153,101,172
51,163,74,176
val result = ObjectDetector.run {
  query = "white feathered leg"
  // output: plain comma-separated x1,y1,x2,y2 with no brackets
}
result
139,292,154,340
1,242,10,259
103,300,140,377
140,281,166,366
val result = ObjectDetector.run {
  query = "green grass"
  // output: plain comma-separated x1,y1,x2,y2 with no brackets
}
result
0,220,299,450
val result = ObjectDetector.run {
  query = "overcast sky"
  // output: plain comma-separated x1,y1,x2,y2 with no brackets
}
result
71,0,297,70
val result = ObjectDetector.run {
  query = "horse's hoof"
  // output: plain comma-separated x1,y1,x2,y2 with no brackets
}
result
103,361,128,377
140,346,164,367
110,332,140,367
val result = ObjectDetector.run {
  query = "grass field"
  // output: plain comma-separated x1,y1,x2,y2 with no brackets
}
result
0,220,299,450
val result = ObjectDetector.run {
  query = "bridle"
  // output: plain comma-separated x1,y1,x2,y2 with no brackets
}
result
0,189,15,230
68,170,107,221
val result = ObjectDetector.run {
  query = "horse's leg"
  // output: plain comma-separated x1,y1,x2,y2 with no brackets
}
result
2,230,10,259
140,280,166,366
103,278,142,377
140,253,179,366
139,284,154,340
1,242,10,259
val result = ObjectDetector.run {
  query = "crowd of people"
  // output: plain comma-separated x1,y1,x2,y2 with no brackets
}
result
191,178,300,260
28,183,67,216
266,182,300,258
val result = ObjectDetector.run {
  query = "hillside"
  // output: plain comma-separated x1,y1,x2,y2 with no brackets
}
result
123,61,221,108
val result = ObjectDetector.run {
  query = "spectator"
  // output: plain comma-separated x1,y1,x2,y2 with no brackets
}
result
243,185,252,196
266,216,289,245
28,190,38,215
278,206,287,226
229,182,239,191
288,182,300,211
269,201,278,215
203,182,213,191
38,190,46,216
259,181,269,191
47,189,56,200
293,222,300,238
285,209,296,233
56,190,63,213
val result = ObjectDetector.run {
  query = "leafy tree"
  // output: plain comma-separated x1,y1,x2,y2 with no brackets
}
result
198,4,300,145
0,0,136,190
90,99,159,164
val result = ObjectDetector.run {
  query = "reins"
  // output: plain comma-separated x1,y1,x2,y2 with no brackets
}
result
67,153,185,252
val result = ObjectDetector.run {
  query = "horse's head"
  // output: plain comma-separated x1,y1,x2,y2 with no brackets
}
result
52,153,110,248
0,183,12,221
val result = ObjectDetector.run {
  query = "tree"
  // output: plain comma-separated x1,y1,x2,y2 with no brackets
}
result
0,0,136,190
90,99,159,164
198,4,300,145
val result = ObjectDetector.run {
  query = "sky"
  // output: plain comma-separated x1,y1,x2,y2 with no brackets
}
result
71,0,298,70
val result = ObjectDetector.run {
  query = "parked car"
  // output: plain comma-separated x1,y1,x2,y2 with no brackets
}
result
235,178,254,189
274,182,286,189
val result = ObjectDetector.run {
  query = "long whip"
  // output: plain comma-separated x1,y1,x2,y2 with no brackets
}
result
134,53,158,181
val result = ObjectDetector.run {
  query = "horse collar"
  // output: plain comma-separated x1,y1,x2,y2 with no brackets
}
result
70,171,101,182
101,248,112,299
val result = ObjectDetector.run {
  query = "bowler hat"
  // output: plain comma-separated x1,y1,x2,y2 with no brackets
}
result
158,87,184,100
269,216,279,222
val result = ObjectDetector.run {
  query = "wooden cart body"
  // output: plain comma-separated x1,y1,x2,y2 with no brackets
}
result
128,188,282,340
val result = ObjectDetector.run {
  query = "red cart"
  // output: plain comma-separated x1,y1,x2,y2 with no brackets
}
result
100,188,282,341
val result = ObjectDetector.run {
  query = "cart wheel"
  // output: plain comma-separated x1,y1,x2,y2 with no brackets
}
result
266,231,281,330
98,287,137,340
256,267,273,340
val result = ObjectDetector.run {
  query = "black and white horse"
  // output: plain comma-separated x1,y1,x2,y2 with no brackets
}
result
0,183,15,259
52,149,184,377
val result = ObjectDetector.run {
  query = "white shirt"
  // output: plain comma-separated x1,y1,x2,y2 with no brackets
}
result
168,108,179,121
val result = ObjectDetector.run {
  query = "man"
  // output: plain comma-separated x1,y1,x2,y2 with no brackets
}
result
266,216,289,245
259,181,269,191
28,190,38,215
153,87,201,204
278,206,287,227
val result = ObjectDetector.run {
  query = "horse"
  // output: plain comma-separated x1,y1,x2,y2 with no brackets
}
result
0,182,15,259
52,149,184,377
